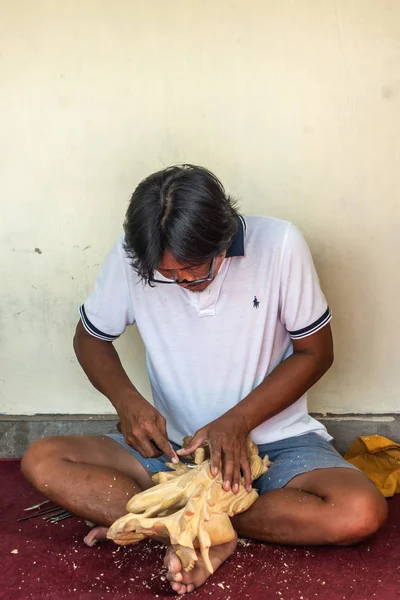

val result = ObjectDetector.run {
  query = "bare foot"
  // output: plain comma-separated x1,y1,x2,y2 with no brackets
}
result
164,537,237,595
84,526,109,547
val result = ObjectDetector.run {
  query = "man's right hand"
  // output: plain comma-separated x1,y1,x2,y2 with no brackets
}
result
73,322,179,463
116,395,179,464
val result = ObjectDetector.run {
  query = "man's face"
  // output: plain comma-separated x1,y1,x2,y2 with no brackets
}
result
156,249,226,292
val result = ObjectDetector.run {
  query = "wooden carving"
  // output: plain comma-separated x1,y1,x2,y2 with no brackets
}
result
107,438,270,574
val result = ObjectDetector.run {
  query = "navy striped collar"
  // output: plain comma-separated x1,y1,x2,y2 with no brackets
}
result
226,216,246,257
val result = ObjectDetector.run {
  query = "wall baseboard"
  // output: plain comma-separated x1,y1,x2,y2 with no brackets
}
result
1,413,399,458
0,415,119,458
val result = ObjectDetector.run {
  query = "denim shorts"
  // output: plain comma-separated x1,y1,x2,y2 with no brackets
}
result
106,431,359,495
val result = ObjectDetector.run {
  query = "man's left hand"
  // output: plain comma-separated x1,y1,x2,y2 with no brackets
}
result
176,414,253,494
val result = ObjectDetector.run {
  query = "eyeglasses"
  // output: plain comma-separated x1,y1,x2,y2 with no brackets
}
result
152,257,215,286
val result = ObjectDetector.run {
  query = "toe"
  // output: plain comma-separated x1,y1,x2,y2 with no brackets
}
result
186,583,195,593
164,547,182,575
166,571,183,583
83,526,109,547
170,581,184,593
83,534,97,547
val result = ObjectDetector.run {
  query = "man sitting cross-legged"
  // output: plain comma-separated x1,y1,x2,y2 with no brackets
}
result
21,165,387,595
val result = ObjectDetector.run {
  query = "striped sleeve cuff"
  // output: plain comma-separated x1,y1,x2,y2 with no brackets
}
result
288,306,332,339
79,305,119,342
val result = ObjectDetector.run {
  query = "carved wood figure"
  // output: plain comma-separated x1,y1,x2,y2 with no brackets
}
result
107,438,271,574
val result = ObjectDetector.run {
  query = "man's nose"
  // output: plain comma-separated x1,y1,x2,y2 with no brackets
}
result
176,269,197,283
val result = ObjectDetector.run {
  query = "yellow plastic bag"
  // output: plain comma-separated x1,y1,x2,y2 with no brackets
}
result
345,435,400,497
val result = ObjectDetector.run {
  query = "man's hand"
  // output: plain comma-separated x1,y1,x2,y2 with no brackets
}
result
117,395,179,464
176,414,252,494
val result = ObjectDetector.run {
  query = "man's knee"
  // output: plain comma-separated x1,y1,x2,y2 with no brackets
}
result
328,490,388,546
21,437,64,489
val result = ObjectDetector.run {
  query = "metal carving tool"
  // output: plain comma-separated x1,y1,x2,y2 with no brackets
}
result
48,512,74,523
43,510,69,521
17,505,63,522
24,500,50,511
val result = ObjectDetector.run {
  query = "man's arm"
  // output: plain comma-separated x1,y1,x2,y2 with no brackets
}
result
73,320,178,462
233,323,333,430
178,324,334,491
74,321,139,405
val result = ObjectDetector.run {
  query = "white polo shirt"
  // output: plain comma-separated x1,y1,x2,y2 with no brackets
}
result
80,216,332,446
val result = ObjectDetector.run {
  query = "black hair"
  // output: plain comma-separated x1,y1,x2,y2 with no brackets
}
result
123,164,239,284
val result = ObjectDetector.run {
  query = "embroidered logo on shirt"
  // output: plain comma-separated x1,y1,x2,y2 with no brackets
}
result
253,296,260,309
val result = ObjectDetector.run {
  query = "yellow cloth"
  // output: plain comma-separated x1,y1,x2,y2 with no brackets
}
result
345,435,400,497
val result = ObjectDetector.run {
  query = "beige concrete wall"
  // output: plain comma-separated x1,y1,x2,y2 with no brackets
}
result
1,0,399,415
